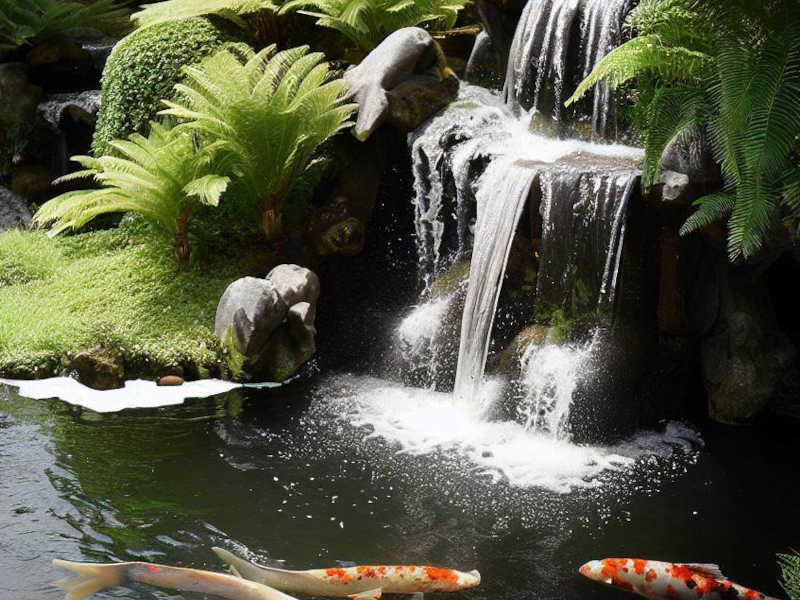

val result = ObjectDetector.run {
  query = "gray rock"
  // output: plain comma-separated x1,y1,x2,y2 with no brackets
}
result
660,129,721,185
214,277,288,356
215,267,320,382
0,187,32,232
0,63,43,174
265,264,320,313
660,169,692,205
344,27,458,141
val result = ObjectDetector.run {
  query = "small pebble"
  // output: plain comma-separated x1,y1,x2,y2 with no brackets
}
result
157,375,184,387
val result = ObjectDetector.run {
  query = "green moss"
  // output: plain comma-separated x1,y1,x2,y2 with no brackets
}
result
92,17,232,156
0,222,265,379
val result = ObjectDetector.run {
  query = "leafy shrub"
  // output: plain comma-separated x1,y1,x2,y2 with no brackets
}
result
161,44,356,241
34,123,229,260
92,17,231,156
780,552,800,600
279,0,468,53
566,0,800,262
0,0,129,51
132,0,277,27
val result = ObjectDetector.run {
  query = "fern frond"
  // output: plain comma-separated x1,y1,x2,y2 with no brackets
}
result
280,0,469,52
132,0,278,27
566,35,712,107
680,192,735,236
778,552,800,600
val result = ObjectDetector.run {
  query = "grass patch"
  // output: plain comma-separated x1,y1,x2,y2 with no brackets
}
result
0,222,271,378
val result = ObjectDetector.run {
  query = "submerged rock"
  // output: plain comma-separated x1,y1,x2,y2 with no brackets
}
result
215,266,320,382
344,27,458,141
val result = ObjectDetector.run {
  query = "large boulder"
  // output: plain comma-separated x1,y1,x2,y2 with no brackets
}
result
0,187,31,232
215,266,320,381
344,27,459,141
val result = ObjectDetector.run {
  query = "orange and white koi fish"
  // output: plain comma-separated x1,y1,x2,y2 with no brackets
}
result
53,559,301,600
212,547,481,599
579,558,783,600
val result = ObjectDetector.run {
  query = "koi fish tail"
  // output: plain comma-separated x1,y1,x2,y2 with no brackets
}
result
213,547,273,582
53,560,128,600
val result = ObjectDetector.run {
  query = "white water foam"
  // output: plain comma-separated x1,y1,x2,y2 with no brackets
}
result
0,377,280,413
327,375,701,493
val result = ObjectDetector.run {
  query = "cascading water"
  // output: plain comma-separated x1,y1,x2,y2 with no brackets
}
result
504,0,635,138
453,158,536,405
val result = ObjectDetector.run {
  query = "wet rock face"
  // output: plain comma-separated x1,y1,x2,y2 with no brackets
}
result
215,266,320,382
0,187,31,232
701,263,798,425
344,27,459,141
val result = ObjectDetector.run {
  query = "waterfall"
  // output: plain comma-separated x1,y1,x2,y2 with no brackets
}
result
503,0,635,138
453,158,536,404
407,85,642,405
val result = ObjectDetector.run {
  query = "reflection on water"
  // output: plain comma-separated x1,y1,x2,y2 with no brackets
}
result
1,379,798,600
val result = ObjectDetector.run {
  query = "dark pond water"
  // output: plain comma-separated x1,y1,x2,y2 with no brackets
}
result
1,378,798,600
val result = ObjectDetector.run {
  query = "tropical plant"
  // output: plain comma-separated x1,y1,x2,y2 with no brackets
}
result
0,0,130,51
565,0,800,262
33,123,229,260
132,0,277,28
279,0,468,53
160,44,356,242
780,552,800,600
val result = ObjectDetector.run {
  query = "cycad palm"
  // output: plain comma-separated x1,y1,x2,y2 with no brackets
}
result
0,0,129,50
566,0,800,262
33,123,229,260
279,0,468,53
161,44,356,241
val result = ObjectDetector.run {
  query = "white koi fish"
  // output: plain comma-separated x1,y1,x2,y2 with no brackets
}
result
579,558,783,600
212,547,481,599
53,558,301,600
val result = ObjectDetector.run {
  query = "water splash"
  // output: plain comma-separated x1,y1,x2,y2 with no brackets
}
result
517,334,597,438
394,294,455,388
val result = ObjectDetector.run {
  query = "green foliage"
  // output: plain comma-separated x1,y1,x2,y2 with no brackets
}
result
92,17,231,156
132,0,277,27
0,0,129,51
0,229,61,286
279,0,468,53
34,122,229,259
161,44,356,240
0,224,259,378
779,552,800,600
567,0,800,262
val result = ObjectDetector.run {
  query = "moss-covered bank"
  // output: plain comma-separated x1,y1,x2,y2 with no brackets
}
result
0,222,270,380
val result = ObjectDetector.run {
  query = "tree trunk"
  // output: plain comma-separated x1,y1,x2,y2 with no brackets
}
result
174,207,191,262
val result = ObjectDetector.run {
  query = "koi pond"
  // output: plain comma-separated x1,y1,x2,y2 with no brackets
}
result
1,379,797,600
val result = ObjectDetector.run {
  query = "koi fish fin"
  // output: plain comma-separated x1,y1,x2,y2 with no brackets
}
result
349,588,382,600
53,560,127,600
212,547,291,582
684,564,726,579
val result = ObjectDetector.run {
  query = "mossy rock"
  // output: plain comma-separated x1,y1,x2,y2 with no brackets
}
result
92,17,235,156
